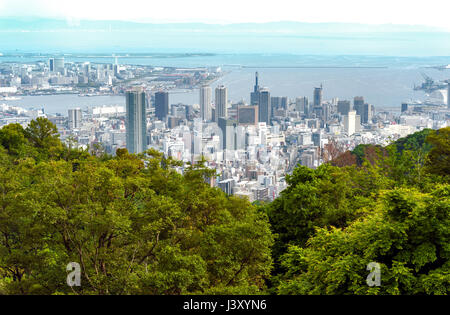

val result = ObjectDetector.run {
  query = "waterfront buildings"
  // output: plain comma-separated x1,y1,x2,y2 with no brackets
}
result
0,60,448,203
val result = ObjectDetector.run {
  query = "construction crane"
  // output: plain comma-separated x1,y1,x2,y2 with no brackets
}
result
414,72,448,93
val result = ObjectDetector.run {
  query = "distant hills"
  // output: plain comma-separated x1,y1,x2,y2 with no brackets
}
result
0,17,446,33
1,18,450,55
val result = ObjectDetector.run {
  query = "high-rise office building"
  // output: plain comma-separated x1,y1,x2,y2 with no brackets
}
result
49,58,55,72
250,72,260,106
68,108,82,129
54,57,64,74
355,114,361,132
238,105,258,126
126,88,147,154
215,85,228,122
199,85,212,121
295,97,309,114
337,100,352,116
155,91,169,121
258,88,271,124
83,63,91,76
401,103,409,113
280,96,288,109
313,85,323,107
218,117,237,150
312,85,325,121
354,96,364,106
353,96,372,124
271,97,280,109
363,103,373,124
353,96,364,115
344,110,357,136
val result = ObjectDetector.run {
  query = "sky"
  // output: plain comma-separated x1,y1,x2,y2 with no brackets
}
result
0,0,450,30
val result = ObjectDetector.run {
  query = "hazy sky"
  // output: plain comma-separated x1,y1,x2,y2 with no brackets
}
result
1,0,449,30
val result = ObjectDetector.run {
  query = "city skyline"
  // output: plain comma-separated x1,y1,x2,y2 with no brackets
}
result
0,0,449,301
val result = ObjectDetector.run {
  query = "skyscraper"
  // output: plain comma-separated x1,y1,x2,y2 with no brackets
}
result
280,96,288,109
313,85,323,107
126,88,147,154
353,96,365,116
218,117,237,150
313,85,325,121
250,72,260,106
49,58,55,72
337,100,351,116
238,105,258,126
258,88,271,124
344,110,357,136
362,103,373,124
271,97,280,109
353,96,372,124
296,97,309,114
54,57,64,74
155,91,169,121
68,108,82,129
401,103,409,113
215,85,228,122
199,85,212,121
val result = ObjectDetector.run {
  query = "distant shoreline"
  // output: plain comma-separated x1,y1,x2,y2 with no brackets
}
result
241,66,388,69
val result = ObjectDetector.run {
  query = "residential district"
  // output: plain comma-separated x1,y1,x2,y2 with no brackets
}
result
1,57,449,202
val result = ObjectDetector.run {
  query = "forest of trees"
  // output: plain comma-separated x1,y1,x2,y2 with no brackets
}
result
0,118,448,294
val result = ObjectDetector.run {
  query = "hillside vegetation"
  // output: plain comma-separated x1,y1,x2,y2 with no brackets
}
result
0,118,448,294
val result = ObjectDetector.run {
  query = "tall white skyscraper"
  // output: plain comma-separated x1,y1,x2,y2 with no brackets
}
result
126,87,147,154
68,108,82,129
200,85,212,121
344,110,357,136
54,57,65,74
215,85,227,122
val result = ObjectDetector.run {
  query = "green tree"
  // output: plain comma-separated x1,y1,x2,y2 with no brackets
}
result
0,123,31,158
0,147,274,295
278,185,450,295
425,127,450,180
24,117,63,160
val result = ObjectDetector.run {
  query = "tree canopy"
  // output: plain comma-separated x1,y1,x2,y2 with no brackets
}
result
0,119,448,295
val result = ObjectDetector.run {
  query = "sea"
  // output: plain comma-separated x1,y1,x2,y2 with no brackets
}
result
1,54,450,115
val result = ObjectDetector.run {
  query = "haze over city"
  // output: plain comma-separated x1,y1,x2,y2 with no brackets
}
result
1,0,450,29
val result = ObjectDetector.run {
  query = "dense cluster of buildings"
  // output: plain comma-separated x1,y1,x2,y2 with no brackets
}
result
1,59,449,202
0,56,221,96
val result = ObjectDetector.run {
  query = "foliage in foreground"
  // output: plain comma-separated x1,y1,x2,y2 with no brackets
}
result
0,119,273,294
266,127,449,294
0,118,448,295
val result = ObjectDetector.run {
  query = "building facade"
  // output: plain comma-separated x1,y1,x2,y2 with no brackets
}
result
200,85,212,121
126,88,147,154
155,91,169,121
215,85,228,122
